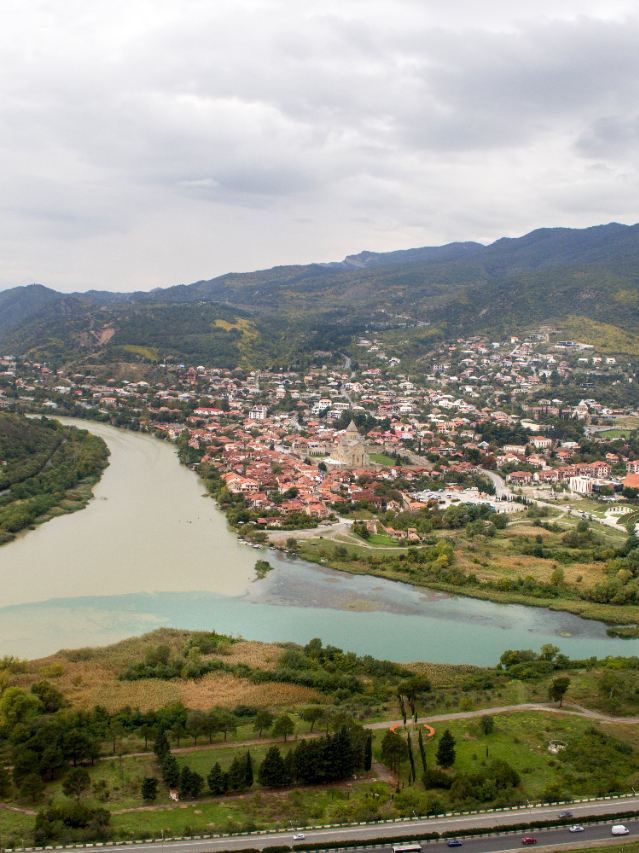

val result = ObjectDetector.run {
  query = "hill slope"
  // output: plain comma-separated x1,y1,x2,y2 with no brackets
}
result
1,222,639,366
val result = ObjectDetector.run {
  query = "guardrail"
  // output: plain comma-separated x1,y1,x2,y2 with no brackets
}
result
4,790,639,852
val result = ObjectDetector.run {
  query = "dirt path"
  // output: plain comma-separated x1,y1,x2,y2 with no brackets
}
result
101,702,639,766
372,701,639,730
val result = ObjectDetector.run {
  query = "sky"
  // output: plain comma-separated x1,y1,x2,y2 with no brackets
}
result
2,0,639,293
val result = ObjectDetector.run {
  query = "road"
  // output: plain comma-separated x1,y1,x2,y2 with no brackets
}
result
45,802,639,853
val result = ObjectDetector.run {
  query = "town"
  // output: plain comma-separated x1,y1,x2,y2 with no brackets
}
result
2,327,639,547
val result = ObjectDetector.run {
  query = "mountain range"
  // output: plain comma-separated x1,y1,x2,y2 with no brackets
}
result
2,222,639,368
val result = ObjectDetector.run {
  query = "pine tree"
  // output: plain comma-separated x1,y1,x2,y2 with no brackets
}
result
436,729,456,769
153,729,170,760
179,766,193,798
161,753,179,788
207,762,228,796
227,754,248,792
141,777,158,802
258,746,287,788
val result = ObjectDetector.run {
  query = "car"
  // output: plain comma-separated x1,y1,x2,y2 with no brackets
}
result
558,810,573,818
293,834,306,841
568,825,585,833
521,837,538,845
447,841,463,847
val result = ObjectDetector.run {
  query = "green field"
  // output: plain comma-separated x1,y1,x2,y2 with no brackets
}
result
369,453,399,466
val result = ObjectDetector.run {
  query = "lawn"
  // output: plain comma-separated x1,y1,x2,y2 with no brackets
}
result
374,712,639,803
369,453,399,466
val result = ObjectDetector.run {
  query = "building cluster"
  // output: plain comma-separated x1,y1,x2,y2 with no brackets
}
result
1,326,639,528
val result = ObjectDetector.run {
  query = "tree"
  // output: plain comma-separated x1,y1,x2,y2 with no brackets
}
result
254,710,274,737
153,729,170,760
0,763,11,799
211,708,237,742
406,731,416,784
363,732,372,772
207,762,228,796
186,710,208,745
549,676,571,707
62,767,91,801
436,729,456,769
18,773,45,803
380,730,408,775
258,746,289,788
272,714,295,742
417,728,427,772
141,777,158,802
244,751,254,788
479,715,494,736
30,681,66,713
0,688,43,734
161,753,179,789
179,766,203,799
227,754,250,792
301,706,325,733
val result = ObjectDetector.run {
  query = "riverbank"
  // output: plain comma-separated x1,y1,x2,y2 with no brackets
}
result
33,408,637,632
291,537,639,632
4,416,638,663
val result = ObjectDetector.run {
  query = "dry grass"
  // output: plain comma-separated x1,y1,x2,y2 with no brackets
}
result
407,661,480,687
206,640,282,671
6,630,319,712
177,672,322,710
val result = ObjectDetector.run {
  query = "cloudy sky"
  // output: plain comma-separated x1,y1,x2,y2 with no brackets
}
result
2,0,639,292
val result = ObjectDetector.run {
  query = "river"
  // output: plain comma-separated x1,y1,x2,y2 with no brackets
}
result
1,418,638,664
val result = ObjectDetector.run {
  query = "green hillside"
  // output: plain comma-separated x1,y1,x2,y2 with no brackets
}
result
1,222,639,365
0,414,109,544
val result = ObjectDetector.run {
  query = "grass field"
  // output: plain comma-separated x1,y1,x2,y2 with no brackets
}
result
369,453,399,466
376,711,639,802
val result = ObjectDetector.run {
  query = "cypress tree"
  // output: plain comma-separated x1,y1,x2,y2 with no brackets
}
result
364,732,372,771
283,748,295,785
406,731,416,784
418,728,427,772
244,751,254,788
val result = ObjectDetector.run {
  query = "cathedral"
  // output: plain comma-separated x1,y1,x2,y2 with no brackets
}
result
332,420,369,468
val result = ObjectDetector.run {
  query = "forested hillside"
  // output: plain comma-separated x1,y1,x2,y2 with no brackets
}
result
2,222,639,367
0,414,109,544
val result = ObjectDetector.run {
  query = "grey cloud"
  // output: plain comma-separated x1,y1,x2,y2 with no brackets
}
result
1,1,639,290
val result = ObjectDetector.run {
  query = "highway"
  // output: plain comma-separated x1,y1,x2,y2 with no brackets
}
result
43,799,639,853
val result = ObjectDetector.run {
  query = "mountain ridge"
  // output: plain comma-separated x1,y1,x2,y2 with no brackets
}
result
2,221,639,367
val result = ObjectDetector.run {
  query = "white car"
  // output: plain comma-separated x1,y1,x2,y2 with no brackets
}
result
568,825,585,833
293,833,306,841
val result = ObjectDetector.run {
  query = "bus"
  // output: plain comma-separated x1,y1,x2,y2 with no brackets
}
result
391,844,422,853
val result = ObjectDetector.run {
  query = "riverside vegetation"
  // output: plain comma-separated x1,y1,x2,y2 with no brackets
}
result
0,413,109,545
2,630,639,846
188,451,639,629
